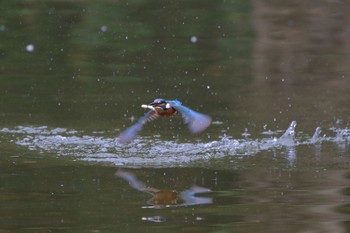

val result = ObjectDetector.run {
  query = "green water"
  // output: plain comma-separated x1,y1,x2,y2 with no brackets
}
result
1,0,350,232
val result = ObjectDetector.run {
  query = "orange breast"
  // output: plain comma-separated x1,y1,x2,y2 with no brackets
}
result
153,190,178,205
156,107,176,117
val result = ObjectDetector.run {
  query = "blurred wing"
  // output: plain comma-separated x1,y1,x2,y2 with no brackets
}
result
169,101,211,134
179,186,212,206
118,110,158,144
115,170,147,191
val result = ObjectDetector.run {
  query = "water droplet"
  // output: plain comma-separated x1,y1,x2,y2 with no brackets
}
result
190,36,198,43
100,25,108,32
26,44,35,52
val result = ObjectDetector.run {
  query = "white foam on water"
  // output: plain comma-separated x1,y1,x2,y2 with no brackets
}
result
0,122,348,168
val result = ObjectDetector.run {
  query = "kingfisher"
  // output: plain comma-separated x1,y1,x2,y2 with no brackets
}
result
116,169,212,207
118,98,212,144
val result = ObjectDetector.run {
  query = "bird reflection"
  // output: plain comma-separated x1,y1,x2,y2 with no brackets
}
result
115,169,212,208
118,98,212,144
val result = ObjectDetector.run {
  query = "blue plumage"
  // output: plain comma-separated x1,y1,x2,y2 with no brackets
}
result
118,98,211,144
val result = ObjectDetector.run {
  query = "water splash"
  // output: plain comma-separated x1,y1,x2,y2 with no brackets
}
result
277,120,297,146
310,127,322,143
329,127,350,154
0,122,348,168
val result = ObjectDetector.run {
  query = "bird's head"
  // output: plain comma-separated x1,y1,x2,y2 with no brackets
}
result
149,98,166,107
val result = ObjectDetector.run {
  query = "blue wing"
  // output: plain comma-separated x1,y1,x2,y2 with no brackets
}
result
179,186,212,206
115,170,147,191
168,101,211,134
118,110,157,144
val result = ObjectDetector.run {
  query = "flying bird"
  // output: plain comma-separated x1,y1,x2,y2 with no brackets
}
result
118,98,211,144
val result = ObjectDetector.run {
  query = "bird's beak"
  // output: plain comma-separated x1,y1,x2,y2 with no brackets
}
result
141,104,156,110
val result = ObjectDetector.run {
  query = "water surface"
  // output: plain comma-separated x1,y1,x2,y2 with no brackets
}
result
0,0,349,232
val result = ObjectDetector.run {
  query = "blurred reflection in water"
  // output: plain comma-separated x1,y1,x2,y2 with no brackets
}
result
116,169,212,209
